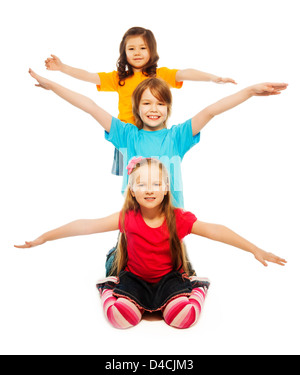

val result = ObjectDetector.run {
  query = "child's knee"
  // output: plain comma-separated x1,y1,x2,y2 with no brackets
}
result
163,297,200,329
106,298,142,329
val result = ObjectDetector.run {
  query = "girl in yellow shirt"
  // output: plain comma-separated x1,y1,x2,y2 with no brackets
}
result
45,26,236,175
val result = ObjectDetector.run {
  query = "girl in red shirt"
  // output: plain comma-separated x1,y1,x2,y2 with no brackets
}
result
15,158,286,329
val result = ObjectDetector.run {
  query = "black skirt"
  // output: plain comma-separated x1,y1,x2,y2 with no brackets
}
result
97,270,210,312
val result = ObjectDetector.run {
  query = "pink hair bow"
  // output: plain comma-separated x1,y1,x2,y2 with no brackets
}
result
127,156,143,175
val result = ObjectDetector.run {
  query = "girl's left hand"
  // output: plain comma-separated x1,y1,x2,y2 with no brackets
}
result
251,82,288,96
253,247,287,267
215,77,237,85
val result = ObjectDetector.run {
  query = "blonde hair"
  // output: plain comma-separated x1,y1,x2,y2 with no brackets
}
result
132,78,172,129
110,158,190,276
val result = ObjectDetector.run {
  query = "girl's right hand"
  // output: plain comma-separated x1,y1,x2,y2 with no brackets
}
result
28,68,51,90
14,236,46,249
45,54,63,71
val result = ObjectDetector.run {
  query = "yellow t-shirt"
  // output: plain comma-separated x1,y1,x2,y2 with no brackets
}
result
96,67,183,125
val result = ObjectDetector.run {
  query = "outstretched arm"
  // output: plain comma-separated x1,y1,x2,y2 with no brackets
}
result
45,54,100,85
14,213,119,249
191,82,288,136
191,220,287,267
29,69,112,132
176,69,237,85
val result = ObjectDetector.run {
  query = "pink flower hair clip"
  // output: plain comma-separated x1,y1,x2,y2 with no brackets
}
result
127,156,144,175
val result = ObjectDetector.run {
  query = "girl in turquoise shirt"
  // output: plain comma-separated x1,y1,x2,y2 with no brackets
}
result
28,68,287,208
28,69,287,276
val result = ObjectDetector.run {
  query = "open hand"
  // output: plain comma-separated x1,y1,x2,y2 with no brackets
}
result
14,236,46,249
251,82,288,96
253,247,287,267
45,54,62,71
28,68,51,90
215,77,237,85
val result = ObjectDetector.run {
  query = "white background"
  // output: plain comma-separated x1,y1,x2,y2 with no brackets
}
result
1,0,299,355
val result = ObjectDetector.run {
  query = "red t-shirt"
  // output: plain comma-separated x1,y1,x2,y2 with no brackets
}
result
119,209,197,283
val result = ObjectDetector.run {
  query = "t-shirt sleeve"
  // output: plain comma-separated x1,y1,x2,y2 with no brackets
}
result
171,119,200,158
175,209,198,239
96,71,119,92
105,117,136,150
157,67,183,89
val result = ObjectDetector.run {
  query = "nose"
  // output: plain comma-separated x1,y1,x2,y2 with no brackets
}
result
144,181,156,194
149,103,158,112
145,187,154,194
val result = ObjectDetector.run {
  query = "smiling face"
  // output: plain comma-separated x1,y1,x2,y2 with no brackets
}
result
130,162,168,209
125,36,151,72
138,88,169,131
132,78,172,130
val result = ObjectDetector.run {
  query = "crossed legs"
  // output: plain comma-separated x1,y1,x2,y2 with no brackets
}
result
101,287,206,329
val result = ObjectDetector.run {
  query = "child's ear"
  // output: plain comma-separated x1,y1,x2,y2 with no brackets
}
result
130,188,135,198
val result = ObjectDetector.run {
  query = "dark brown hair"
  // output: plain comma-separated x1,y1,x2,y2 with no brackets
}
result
117,27,159,86
132,77,172,129
110,158,189,276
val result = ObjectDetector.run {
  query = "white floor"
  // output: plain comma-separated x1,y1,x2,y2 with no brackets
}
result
1,232,298,355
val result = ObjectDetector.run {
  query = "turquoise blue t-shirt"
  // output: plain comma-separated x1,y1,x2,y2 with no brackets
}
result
105,117,200,208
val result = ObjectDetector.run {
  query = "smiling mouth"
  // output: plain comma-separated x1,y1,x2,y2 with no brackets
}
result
144,197,156,201
147,115,160,120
